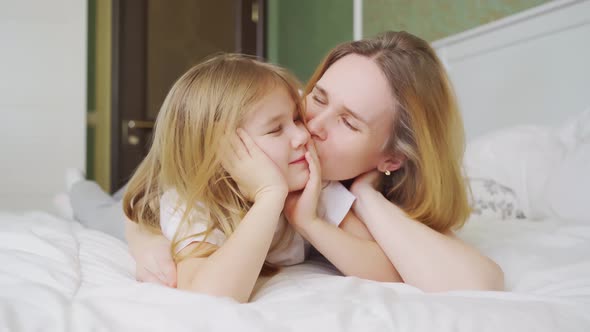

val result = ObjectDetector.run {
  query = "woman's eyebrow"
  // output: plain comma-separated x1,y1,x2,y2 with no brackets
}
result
316,84,368,125
314,84,328,97
342,105,368,125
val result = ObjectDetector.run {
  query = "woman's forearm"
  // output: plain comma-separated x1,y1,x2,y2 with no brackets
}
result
354,188,504,292
297,217,402,282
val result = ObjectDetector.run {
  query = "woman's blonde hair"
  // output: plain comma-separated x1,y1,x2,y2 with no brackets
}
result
123,54,304,275
305,31,470,232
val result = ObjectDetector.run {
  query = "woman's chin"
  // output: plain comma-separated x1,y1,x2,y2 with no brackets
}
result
321,166,361,182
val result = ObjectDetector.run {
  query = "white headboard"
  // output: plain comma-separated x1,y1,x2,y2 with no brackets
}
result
433,0,590,141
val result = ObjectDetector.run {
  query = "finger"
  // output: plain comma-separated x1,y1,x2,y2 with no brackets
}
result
305,143,321,181
222,134,246,172
366,170,381,182
137,268,164,284
141,271,167,285
161,262,178,288
220,158,233,174
145,256,174,286
230,132,248,160
283,192,302,222
306,152,319,179
220,140,236,170
357,170,381,188
306,141,321,167
221,149,237,173
237,128,260,157
284,191,301,209
304,151,321,192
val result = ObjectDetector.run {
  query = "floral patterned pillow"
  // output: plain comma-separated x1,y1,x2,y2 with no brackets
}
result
468,178,526,220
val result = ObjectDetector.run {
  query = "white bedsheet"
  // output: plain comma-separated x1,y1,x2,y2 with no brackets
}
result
1,212,589,331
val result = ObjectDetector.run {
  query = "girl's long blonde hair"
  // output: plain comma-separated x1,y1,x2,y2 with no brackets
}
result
305,31,470,232
123,54,304,274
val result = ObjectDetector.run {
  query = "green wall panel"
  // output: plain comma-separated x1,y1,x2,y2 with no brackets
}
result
363,0,550,42
267,0,353,83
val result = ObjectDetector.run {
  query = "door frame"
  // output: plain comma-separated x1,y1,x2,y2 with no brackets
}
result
110,0,147,191
110,0,266,191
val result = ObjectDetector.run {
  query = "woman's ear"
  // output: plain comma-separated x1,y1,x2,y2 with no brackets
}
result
377,154,406,174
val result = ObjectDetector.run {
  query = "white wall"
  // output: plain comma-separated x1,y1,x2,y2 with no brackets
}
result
0,0,86,212
433,0,590,141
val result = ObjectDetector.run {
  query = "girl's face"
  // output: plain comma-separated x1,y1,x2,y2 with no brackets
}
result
305,54,398,181
242,86,310,191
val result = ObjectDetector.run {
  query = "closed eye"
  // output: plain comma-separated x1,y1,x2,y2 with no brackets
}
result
342,117,358,131
267,126,282,135
313,95,326,105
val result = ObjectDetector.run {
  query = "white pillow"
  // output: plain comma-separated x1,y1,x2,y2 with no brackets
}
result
464,125,566,220
558,109,590,150
543,111,590,222
468,177,526,220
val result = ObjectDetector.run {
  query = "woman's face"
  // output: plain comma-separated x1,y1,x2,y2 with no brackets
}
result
305,54,397,181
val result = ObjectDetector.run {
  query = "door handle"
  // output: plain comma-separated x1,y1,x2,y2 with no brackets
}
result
127,120,155,129
123,120,155,146
251,2,259,23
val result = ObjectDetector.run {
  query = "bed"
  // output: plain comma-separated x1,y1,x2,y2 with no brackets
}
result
2,1,590,331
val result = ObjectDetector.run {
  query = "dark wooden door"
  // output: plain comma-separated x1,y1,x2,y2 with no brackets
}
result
111,0,266,191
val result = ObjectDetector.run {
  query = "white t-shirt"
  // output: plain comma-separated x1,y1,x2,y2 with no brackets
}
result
159,181,356,266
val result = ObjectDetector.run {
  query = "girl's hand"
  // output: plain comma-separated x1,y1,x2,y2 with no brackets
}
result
131,233,177,287
284,142,321,228
222,129,288,202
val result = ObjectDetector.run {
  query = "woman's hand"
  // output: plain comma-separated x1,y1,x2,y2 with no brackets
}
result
222,129,288,202
350,170,393,223
350,170,381,197
284,142,322,229
128,229,177,287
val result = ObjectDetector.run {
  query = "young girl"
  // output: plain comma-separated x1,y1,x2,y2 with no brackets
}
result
119,54,394,302
120,54,306,302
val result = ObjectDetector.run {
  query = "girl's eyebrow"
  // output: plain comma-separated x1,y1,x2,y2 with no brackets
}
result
261,109,290,127
263,104,298,126
263,114,283,126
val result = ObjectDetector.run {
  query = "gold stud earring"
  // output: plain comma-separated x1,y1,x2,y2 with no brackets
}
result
384,170,391,176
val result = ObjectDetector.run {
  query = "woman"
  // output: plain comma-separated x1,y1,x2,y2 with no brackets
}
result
292,31,503,291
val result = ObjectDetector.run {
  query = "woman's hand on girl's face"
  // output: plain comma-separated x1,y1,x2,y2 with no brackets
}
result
284,142,322,228
222,128,288,202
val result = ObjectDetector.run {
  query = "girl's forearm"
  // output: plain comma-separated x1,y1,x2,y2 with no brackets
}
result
354,188,504,292
125,218,162,257
178,194,285,302
297,218,402,282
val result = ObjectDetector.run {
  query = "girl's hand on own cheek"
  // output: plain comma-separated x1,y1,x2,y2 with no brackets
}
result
222,129,288,202
284,141,322,228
